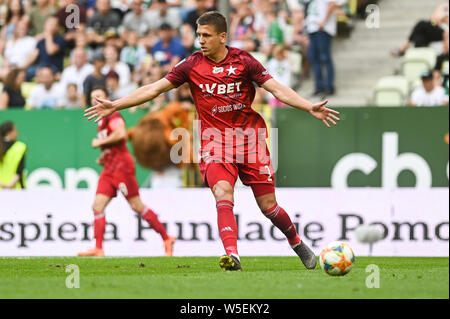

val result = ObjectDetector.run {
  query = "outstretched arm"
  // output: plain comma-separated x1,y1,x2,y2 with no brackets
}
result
84,78,176,122
92,124,127,148
262,78,340,127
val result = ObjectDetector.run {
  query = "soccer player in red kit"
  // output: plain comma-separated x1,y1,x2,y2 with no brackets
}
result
84,12,340,270
78,87,176,257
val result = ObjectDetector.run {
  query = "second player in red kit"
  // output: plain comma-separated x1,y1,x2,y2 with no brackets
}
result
85,12,340,270
78,88,176,257
95,110,140,200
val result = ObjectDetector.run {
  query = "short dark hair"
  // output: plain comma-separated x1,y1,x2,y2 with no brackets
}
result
4,68,24,91
0,121,14,138
106,70,119,80
421,70,433,80
91,86,109,98
196,11,227,34
0,121,15,160
92,51,106,62
160,22,172,30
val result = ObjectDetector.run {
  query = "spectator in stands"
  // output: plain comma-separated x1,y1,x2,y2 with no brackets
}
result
0,18,35,80
60,47,94,96
0,121,27,189
111,0,132,19
266,44,291,108
181,0,215,52
433,52,449,94
183,0,214,32
24,16,66,81
148,0,182,10
392,2,449,57
305,0,339,96
55,0,88,44
73,32,95,62
229,0,257,52
83,51,106,107
83,0,98,18
0,0,7,28
140,64,163,87
166,0,182,7
120,0,152,36
408,70,448,107
28,0,57,37
0,0,28,55
102,44,131,87
254,1,284,56
151,22,187,72
86,0,122,48
291,9,310,79
0,67,26,109
105,69,133,100
147,0,182,31
27,66,63,109
60,82,83,109
120,29,147,73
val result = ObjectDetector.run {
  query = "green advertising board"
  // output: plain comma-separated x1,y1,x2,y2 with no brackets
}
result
275,107,449,187
0,108,152,189
0,107,448,188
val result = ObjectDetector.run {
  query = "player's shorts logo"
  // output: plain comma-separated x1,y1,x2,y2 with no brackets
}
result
261,165,273,182
118,182,128,196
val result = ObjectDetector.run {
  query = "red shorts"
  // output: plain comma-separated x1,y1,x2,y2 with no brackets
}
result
96,169,140,200
199,156,276,198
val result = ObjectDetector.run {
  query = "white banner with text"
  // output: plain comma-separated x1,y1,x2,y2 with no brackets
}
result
0,189,448,257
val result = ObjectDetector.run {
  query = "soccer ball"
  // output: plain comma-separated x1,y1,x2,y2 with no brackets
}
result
319,241,355,276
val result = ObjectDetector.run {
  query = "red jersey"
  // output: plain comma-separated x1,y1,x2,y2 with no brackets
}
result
97,112,134,173
165,46,272,162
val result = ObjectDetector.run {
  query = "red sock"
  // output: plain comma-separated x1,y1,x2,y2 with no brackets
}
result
141,206,169,240
217,200,239,256
94,212,106,249
263,204,301,247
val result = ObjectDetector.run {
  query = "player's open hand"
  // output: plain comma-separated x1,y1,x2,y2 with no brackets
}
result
84,97,115,123
309,99,340,128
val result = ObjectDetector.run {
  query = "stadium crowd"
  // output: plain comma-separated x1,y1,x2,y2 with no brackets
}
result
0,0,368,110
0,0,447,111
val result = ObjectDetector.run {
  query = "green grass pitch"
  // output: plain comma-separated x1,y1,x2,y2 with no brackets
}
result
0,257,448,299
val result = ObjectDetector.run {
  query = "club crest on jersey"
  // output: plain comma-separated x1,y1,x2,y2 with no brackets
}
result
212,66,224,74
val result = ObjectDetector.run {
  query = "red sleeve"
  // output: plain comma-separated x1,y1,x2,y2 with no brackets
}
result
242,53,272,87
165,55,197,87
108,117,125,131
106,112,125,131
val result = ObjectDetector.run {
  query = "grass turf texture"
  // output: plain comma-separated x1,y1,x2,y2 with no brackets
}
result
0,257,447,299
